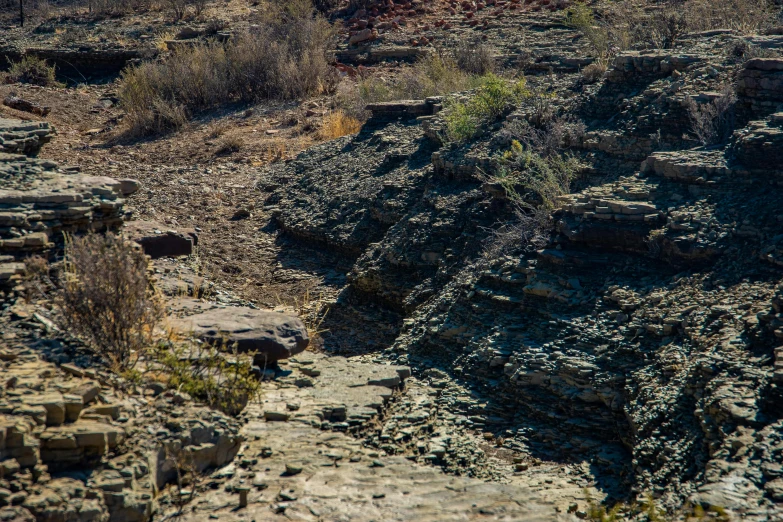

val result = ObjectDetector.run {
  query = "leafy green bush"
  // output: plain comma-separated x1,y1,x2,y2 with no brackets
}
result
444,74,529,143
7,56,58,86
564,1,595,30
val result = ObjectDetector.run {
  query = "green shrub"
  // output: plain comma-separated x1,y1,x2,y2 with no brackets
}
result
564,1,595,30
151,340,261,416
444,103,480,144
444,74,529,143
564,1,612,57
7,56,57,86
496,139,581,208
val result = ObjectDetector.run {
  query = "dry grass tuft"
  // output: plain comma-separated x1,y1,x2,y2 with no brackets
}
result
119,1,336,136
453,41,497,75
154,30,175,52
319,110,362,140
215,134,244,155
581,61,607,84
566,0,779,57
339,53,485,120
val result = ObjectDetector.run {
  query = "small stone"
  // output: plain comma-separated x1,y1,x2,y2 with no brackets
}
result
264,411,291,422
285,463,303,475
278,491,297,501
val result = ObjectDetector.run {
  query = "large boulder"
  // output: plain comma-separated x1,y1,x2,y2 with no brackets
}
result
170,307,309,364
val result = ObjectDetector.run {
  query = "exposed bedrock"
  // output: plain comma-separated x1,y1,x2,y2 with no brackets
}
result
256,51,783,517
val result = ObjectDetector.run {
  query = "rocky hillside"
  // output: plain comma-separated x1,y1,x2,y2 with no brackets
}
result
258,34,783,520
3,0,783,520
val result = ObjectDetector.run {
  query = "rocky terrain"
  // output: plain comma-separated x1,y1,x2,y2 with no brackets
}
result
2,0,783,520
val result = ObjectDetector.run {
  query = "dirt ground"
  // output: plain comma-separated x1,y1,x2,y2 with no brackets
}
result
0,81,353,314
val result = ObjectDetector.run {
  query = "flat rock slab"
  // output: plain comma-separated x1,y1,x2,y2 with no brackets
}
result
167,352,564,521
261,352,411,426
170,307,309,364
0,118,53,156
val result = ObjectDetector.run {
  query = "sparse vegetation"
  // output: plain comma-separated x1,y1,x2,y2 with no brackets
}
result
580,491,731,522
482,204,552,258
445,74,529,142
150,339,261,415
163,444,204,515
566,0,779,57
727,39,783,63
453,41,497,75
685,86,737,146
57,233,164,371
581,61,607,84
119,1,336,136
338,53,485,120
368,53,480,100
499,116,585,158
319,110,362,140
5,55,58,86
565,1,610,57
483,108,585,256
496,140,581,208
214,134,244,155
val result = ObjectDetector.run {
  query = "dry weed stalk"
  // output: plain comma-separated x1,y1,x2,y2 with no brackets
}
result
275,287,330,347
162,444,203,514
685,86,737,146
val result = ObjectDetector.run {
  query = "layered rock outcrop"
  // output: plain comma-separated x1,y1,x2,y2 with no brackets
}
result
256,40,783,519
0,333,242,522
0,118,132,292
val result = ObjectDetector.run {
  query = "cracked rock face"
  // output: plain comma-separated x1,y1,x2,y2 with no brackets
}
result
158,352,574,521
0,118,132,293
